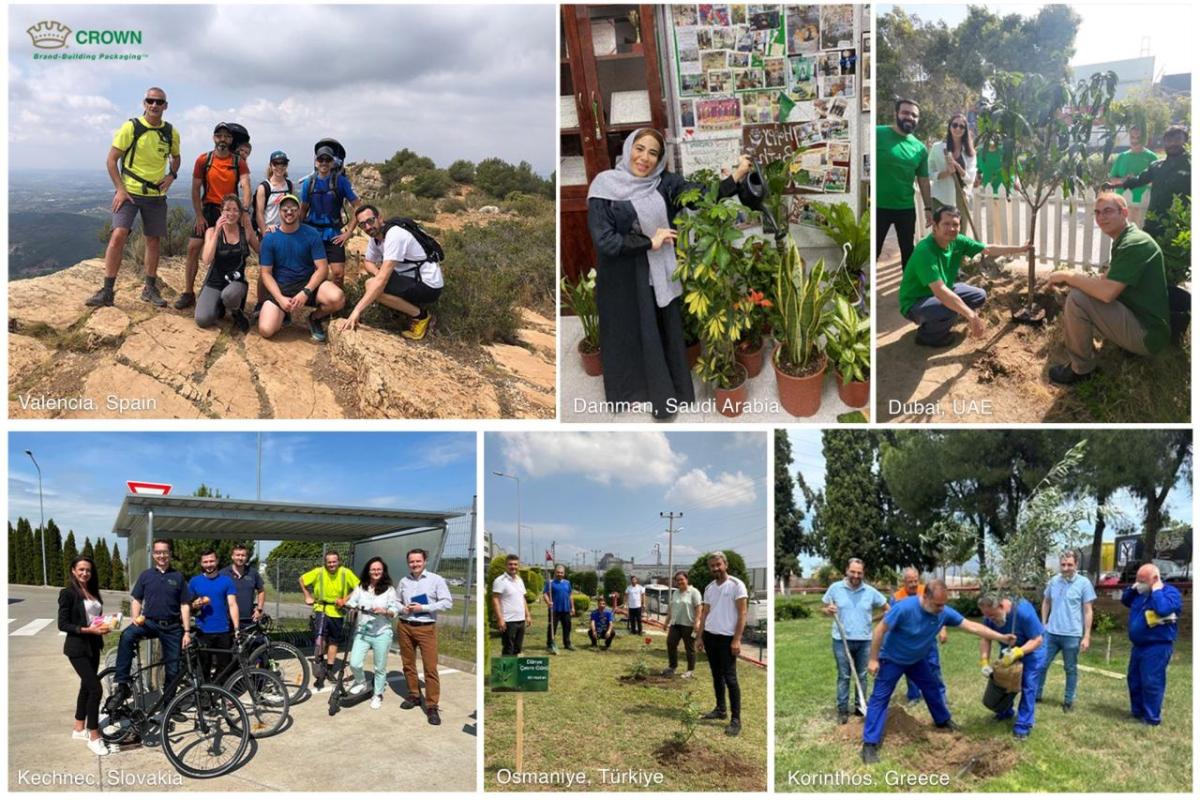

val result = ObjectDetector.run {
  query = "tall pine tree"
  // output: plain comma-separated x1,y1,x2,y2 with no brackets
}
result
81,537,94,562
774,431,805,582
62,531,79,585
111,543,127,591
16,518,35,584
94,539,113,589
815,431,886,577
45,520,64,589
7,521,18,583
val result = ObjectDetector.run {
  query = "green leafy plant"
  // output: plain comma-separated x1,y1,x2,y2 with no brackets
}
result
628,636,654,680
670,692,702,748
1150,194,1191,286
560,268,600,352
809,200,871,301
774,239,835,375
823,296,871,384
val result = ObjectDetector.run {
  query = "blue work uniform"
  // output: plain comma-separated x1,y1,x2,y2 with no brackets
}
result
219,565,264,625
1122,584,1183,725
982,599,1045,736
822,580,887,713
863,598,965,746
115,567,192,687
892,588,947,704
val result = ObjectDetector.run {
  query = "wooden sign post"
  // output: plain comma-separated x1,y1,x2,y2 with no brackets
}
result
491,656,550,774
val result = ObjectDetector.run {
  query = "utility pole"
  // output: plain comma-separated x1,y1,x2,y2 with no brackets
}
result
661,511,682,623
652,543,662,566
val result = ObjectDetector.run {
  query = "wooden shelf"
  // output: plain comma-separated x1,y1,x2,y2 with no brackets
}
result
560,127,582,135
607,122,654,133
596,51,645,62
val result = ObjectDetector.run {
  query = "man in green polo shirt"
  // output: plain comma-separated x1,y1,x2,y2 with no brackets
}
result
1105,126,1190,242
898,207,1032,347
876,98,935,271
1045,192,1169,385
1109,127,1158,205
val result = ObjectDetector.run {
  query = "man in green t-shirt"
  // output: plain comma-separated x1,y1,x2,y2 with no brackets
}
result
1045,192,1169,385
1109,127,1158,205
1105,126,1190,242
898,207,1032,347
86,87,182,308
299,551,360,692
876,99,935,271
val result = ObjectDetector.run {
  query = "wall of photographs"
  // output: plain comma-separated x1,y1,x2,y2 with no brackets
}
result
664,3,868,239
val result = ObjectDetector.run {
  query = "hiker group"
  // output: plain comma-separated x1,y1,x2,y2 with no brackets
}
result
819,552,1182,764
87,87,444,343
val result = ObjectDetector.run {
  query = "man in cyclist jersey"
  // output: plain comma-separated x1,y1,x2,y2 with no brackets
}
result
188,549,240,681
220,543,265,627
299,551,360,692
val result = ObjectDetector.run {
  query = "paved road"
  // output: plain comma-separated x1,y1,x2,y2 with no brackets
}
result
8,585,476,791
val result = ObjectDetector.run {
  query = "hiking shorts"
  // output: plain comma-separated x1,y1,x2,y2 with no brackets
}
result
112,194,168,237
322,240,347,263
385,272,442,308
190,204,222,239
262,279,320,322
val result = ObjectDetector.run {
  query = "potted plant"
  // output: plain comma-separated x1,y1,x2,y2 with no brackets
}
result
1155,195,1191,345
561,268,601,376
824,296,871,408
773,239,835,417
735,237,779,379
809,200,870,309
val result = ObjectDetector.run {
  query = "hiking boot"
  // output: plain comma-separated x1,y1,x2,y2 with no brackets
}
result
402,311,432,341
838,709,849,725
935,719,962,733
701,709,727,721
104,683,131,714
427,707,442,726
725,719,741,736
231,309,250,333
86,286,115,307
308,314,327,343
401,695,422,710
141,281,167,307
173,291,195,310
1049,363,1095,385
861,743,880,764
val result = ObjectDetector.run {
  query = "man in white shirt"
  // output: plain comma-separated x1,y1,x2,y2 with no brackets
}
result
491,554,532,655
625,575,647,634
338,204,444,340
397,548,453,725
696,551,749,736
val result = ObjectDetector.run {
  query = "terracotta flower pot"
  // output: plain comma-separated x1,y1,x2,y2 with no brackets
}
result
735,339,766,379
715,363,749,418
836,371,870,408
773,345,826,417
579,339,602,377
685,340,702,370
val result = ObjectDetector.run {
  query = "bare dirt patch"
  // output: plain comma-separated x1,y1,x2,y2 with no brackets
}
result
652,740,762,788
617,674,678,687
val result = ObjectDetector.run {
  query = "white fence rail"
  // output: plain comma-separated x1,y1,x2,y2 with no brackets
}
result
915,188,1152,272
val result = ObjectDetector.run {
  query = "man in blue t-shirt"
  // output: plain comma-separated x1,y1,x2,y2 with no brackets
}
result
300,145,361,287
861,579,1016,764
978,594,1045,739
589,598,615,649
187,549,241,682
257,194,345,343
543,565,576,653
1037,550,1096,710
1122,563,1183,725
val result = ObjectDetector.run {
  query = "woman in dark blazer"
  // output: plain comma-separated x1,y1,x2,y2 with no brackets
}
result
587,128,751,420
58,555,114,756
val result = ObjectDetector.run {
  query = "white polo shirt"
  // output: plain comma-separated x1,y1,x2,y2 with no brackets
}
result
491,571,527,623
702,575,748,636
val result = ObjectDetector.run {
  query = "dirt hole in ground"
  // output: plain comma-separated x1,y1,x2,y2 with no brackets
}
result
617,674,677,687
653,739,758,782
972,349,1011,383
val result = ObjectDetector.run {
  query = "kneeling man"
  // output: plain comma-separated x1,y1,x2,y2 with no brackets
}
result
258,194,345,343
1044,192,1169,385
897,207,1032,347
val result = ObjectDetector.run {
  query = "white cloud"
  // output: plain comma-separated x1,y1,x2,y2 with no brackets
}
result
498,432,682,487
665,469,757,509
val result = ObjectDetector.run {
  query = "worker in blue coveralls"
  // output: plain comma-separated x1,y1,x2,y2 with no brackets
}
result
891,567,948,707
977,593,1045,740
861,579,1016,764
1122,563,1183,726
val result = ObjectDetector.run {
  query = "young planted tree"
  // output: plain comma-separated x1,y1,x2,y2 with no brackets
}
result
977,70,1116,322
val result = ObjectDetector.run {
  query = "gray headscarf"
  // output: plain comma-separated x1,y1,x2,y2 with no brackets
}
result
587,129,680,307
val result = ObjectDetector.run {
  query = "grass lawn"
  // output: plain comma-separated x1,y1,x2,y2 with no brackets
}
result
776,601,1192,792
484,626,767,792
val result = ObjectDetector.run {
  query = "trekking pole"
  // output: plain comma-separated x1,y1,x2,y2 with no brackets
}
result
832,614,869,716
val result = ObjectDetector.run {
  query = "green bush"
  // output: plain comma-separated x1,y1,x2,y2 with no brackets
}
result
485,554,544,629
775,596,814,621
687,550,750,591
603,566,627,598
439,196,468,214
448,159,476,184
378,148,436,188
475,157,553,199
568,569,598,597
572,593,590,614
410,168,453,199
502,191,553,218
946,595,980,618
816,564,842,586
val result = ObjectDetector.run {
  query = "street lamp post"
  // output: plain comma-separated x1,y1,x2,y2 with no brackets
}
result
24,450,48,586
492,471,521,564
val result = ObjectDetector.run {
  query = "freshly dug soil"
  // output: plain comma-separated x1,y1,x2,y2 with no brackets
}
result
617,674,678,687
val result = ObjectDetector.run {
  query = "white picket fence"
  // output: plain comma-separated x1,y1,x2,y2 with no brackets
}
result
915,188,1152,271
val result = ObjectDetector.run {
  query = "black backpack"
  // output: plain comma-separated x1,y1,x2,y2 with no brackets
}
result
200,150,242,206
253,178,294,236
380,217,445,272
121,117,174,194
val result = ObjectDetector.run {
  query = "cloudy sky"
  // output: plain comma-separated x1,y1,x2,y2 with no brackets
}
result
485,432,769,569
9,4,555,175
8,432,476,553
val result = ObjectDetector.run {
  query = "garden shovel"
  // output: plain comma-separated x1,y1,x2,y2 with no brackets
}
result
832,613,868,716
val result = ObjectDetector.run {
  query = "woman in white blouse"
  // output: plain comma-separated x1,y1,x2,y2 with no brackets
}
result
346,558,400,709
927,113,977,213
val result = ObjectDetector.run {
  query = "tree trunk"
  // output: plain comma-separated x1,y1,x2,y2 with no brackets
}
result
976,515,987,573
1089,491,1109,582
1026,205,1038,309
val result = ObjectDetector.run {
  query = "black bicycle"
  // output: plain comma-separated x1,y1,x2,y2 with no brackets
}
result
97,635,251,779
202,630,291,738
239,615,310,705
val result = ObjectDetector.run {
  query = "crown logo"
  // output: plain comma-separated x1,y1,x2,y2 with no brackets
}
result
28,20,71,50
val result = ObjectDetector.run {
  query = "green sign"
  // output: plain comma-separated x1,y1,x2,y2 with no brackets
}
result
490,656,549,692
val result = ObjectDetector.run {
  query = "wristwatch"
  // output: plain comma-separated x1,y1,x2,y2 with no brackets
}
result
168,169,178,180
302,287,314,299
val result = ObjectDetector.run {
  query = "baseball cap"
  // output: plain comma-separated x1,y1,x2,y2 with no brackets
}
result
270,150,289,163
315,145,336,159
279,194,301,207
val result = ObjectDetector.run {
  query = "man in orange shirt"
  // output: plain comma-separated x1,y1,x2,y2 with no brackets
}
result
175,122,253,309
892,567,948,704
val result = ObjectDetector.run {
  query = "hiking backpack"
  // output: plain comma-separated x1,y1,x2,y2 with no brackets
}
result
380,217,445,278
121,117,174,194
253,178,294,236
200,150,243,206
301,138,349,229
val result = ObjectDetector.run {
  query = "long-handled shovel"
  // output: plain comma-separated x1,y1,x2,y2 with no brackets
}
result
832,614,868,716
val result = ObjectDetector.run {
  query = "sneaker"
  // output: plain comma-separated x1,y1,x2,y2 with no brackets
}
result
1014,731,1029,741
401,312,432,341
401,695,422,710
231,309,250,333
681,671,694,680
1062,702,1073,713
140,281,166,307
348,682,368,696
838,709,849,725
173,291,195,310
861,744,880,764
85,286,115,307
427,707,442,726
548,644,559,655
104,683,131,714
308,314,327,343
71,730,89,741
370,695,383,710
725,719,741,736
701,709,727,721
935,719,962,733
1049,363,1095,385
312,683,332,695
87,738,115,757
661,668,676,677
564,645,576,651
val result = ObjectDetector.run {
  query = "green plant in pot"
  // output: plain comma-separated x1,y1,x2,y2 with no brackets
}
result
560,268,602,376
1150,195,1191,345
824,295,871,408
773,239,835,417
809,200,870,307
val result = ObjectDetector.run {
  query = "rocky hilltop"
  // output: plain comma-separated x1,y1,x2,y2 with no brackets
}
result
9,242,556,420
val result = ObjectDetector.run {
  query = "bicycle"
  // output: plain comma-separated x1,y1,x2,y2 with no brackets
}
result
234,615,310,705
96,634,251,779
201,629,291,738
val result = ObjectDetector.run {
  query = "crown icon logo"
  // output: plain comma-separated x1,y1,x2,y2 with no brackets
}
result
28,20,71,50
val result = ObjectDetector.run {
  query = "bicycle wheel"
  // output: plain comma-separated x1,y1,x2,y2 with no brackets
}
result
160,685,250,779
223,668,290,738
249,641,310,704
96,667,140,745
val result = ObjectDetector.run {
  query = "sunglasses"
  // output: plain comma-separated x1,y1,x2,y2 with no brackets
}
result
950,123,966,130
271,160,288,166
316,157,333,163
144,97,166,106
